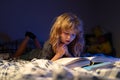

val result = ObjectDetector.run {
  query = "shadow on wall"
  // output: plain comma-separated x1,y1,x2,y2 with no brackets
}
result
0,32,11,43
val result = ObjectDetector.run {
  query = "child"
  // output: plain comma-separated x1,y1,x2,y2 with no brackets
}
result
13,12,84,61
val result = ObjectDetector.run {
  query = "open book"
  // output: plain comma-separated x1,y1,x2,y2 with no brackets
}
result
53,57,90,69
53,56,113,69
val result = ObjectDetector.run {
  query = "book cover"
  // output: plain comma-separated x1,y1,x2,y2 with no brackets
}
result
83,62,112,70
84,56,114,63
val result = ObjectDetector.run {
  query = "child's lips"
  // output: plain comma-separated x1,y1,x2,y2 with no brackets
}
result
66,40,70,43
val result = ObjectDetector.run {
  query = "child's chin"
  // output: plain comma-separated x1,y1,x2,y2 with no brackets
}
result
65,42,70,45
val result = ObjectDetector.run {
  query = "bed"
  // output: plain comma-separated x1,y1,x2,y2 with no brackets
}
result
0,55,120,80
0,38,120,80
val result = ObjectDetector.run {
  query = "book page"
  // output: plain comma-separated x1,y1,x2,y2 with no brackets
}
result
53,57,80,65
66,60,90,69
53,57,90,68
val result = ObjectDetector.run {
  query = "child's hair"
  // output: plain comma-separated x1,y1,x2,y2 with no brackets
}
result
49,12,84,57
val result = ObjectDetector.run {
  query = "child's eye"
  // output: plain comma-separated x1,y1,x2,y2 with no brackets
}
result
71,34,76,38
65,32,69,35
63,32,69,35
63,31,76,37
71,34,76,37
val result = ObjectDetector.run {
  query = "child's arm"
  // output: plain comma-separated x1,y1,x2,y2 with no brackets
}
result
51,44,66,61
51,53,63,61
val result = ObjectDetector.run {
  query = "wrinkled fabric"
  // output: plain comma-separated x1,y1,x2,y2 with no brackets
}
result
0,58,120,80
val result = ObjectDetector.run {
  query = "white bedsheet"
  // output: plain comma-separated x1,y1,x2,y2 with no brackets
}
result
0,57,120,80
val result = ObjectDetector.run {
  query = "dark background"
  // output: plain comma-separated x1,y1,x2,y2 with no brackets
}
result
0,0,120,57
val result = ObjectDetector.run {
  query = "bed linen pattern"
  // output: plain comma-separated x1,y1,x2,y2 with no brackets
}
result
0,58,120,80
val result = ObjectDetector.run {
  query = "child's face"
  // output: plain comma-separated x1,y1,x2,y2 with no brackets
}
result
60,30,76,45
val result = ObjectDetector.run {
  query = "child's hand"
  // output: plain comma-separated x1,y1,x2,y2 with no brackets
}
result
56,45,72,57
51,44,66,61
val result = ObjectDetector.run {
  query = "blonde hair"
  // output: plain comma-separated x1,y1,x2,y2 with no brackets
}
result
49,12,84,57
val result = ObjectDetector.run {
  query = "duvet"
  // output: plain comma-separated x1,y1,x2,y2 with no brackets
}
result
0,58,120,80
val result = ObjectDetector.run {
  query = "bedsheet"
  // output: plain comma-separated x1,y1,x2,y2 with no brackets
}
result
0,58,120,80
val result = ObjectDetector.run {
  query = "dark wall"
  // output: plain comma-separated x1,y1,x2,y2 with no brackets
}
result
1,0,120,57
94,0,120,57
0,0,95,42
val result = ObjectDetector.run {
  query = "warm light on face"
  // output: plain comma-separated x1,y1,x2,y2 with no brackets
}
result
62,30,76,39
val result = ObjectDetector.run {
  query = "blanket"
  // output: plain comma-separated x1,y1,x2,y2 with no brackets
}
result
0,58,120,80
